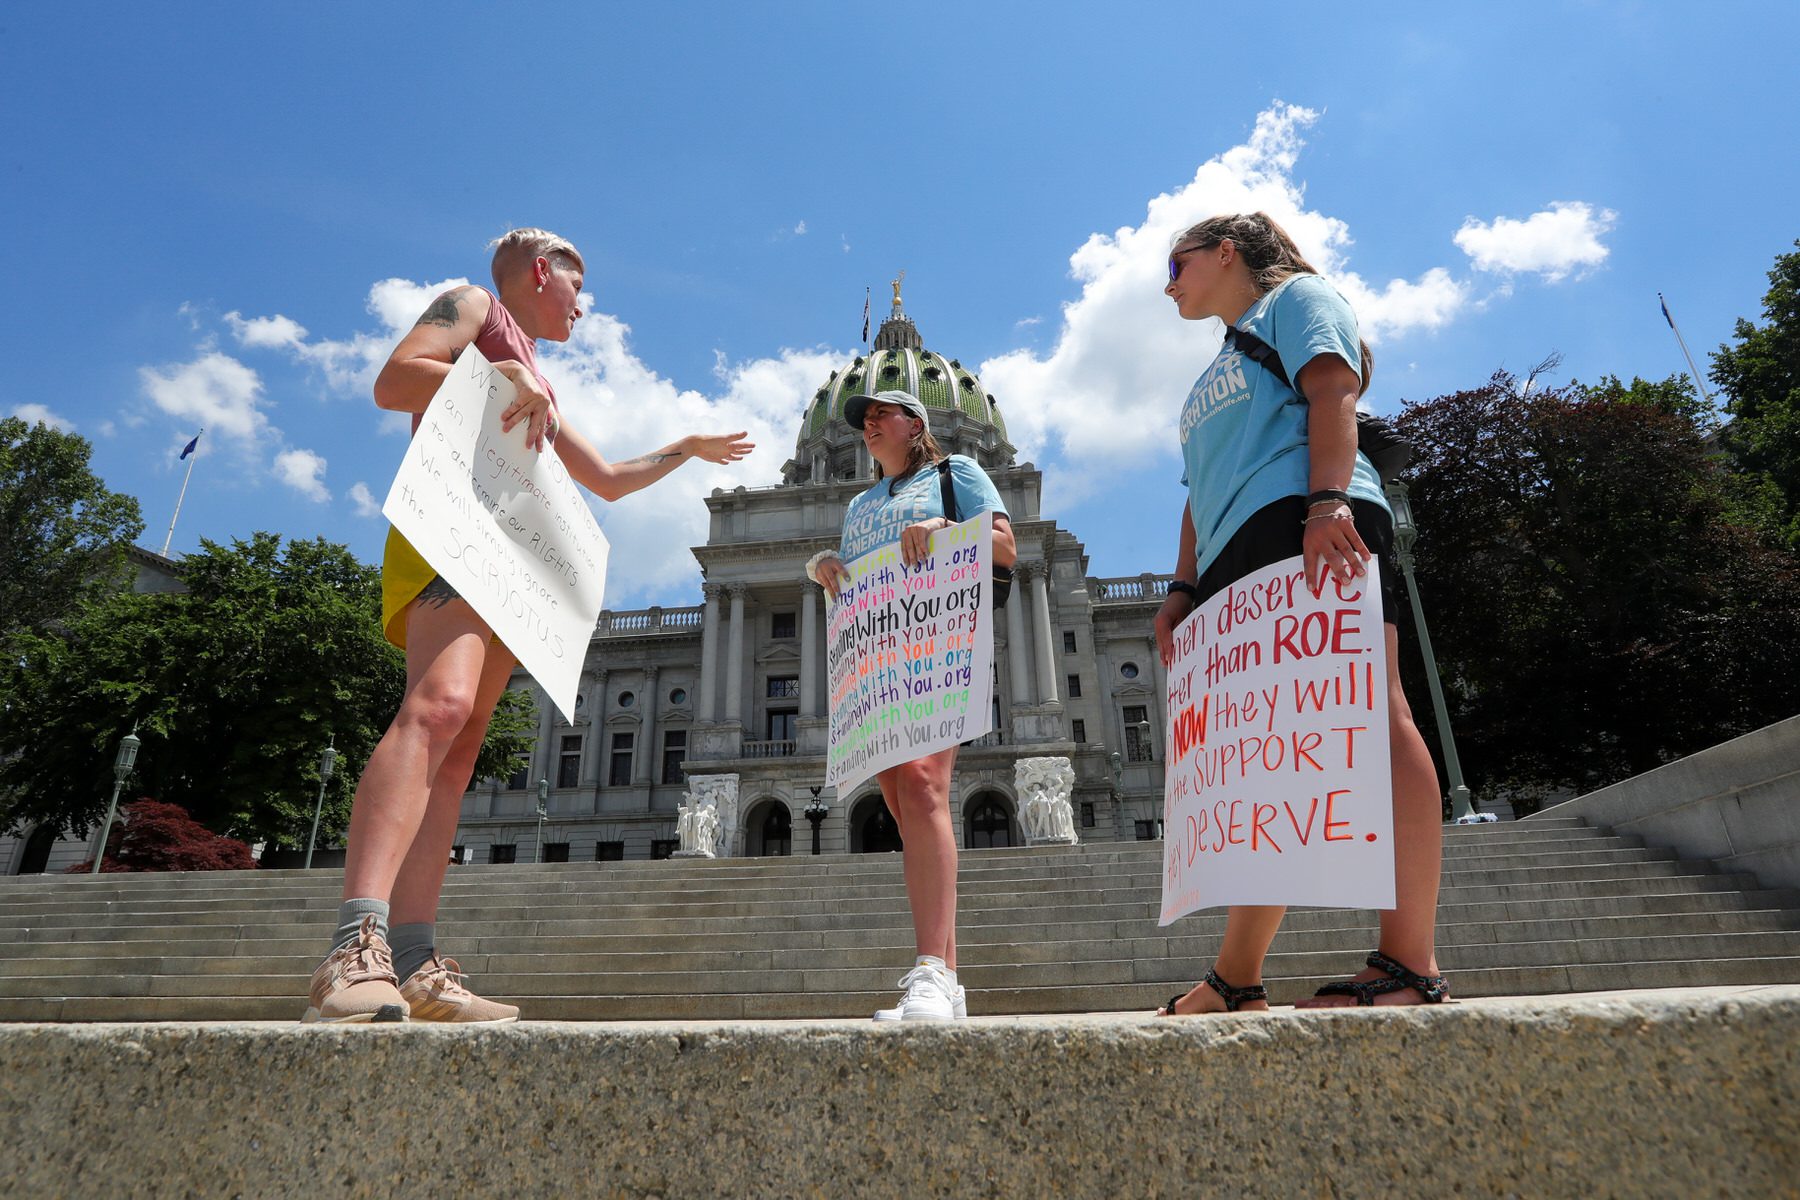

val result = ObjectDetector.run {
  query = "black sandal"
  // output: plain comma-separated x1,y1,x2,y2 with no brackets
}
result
1311,950,1450,1006
1159,968,1268,1015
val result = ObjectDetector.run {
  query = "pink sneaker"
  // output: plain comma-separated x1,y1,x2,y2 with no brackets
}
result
398,954,520,1025
302,915,408,1024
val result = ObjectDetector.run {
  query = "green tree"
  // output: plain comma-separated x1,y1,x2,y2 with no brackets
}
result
1394,370,1800,803
0,416,144,646
1713,240,1800,547
0,533,535,848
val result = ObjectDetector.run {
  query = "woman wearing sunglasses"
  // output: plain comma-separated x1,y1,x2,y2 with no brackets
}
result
1152,212,1449,1013
807,389,1016,1020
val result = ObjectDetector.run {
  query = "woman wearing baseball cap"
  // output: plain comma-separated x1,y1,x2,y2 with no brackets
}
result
807,390,1016,1020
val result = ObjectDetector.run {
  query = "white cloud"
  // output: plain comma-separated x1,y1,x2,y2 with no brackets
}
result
138,351,269,443
11,403,74,431
978,102,1471,483
534,312,844,602
841,235,851,254
795,220,808,236
224,311,309,350
1454,201,1616,281
348,481,381,518
274,448,330,502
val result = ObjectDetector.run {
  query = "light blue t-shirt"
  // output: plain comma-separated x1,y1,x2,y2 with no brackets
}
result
1177,273,1390,578
840,455,1007,561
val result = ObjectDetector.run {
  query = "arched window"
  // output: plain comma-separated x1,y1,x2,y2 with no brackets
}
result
17,825,58,875
851,796,903,854
744,801,792,857
965,794,1014,849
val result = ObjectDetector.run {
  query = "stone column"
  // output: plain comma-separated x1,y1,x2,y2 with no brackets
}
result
1004,566,1033,705
698,583,723,723
725,583,748,724
580,669,609,786
800,584,820,719
532,685,555,786
1029,562,1060,706
636,666,661,785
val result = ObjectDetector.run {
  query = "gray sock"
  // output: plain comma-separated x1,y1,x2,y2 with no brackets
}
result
388,922,437,984
332,898,390,955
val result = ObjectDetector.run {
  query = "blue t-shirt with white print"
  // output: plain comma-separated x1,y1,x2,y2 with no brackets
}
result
1178,272,1389,578
840,454,1007,562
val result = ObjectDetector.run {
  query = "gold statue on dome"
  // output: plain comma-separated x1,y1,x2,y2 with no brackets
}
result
890,270,905,312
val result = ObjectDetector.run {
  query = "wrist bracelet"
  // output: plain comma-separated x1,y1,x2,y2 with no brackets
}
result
1302,510,1353,526
1306,489,1353,507
1167,580,1201,601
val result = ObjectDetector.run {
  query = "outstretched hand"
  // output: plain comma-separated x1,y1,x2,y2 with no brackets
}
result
685,432,755,464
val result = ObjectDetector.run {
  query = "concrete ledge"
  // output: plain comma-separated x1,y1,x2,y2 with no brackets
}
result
1540,714,1800,891
3,987,1796,1197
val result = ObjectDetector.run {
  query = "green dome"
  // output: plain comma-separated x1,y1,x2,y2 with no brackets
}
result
799,311,1007,444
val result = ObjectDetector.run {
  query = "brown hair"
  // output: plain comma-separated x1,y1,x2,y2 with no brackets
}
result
1174,212,1373,396
488,227,585,291
871,413,945,481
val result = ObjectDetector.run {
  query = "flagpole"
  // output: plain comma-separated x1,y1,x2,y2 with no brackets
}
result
1659,293,1715,407
161,431,201,557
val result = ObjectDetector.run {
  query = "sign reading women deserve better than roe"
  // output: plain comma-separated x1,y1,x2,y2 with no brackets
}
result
826,512,995,797
1160,555,1393,923
382,345,609,723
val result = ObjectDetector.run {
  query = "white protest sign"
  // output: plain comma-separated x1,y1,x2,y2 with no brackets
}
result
826,512,996,796
382,344,608,722
1160,555,1393,923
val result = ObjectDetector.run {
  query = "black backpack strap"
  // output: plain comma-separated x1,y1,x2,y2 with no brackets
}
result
1224,326,1290,390
937,458,961,523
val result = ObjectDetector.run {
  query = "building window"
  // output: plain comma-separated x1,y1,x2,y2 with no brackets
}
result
557,735,582,788
507,762,529,791
766,675,800,699
650,839,677,860
771,611,797,639
767,710,797,742
1124,704,1154,763
543,842,570,864
1135,820,1163,841
1066,674,1082,698
1062,630,1077,654
669,687,688,706
608,732,634,787
1071,718,1086,743
966,795,1012,849
760,806,792,857
1080,803,1095,829
662,729,688,785
489,844,517,864
618,691,636,709
1121,661,1140,680
595,841,624,862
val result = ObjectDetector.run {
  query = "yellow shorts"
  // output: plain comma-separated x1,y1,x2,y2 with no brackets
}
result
379,527,436,650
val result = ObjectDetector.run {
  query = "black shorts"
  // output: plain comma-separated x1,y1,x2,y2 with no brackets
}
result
1195,496,1402,625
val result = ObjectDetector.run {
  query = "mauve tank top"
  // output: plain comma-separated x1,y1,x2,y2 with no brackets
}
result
409,286,554,434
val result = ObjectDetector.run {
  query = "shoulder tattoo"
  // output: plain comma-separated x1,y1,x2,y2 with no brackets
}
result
415,286,476,329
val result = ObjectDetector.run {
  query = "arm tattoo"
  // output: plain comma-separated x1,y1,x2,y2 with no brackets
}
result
415,286,473,329
625,451,682,466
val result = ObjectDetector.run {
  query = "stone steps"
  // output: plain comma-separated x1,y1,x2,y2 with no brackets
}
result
0,817,1796,1021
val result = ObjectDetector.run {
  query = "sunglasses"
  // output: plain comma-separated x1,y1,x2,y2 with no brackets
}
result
1167,245,1213,284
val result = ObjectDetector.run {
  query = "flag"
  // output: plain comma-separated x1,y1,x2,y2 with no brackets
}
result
1659,293,1675,330
179,433,200,459
861,287,870,344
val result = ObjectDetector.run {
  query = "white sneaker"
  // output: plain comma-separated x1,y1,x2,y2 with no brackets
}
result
872,963,964,1022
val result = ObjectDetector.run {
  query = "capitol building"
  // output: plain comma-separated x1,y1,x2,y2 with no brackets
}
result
456,294,1175,864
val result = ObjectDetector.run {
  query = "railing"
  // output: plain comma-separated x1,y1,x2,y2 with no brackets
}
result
965,731,1006,748
740,739,797,759
595,605,704,635
1089,574,1174,603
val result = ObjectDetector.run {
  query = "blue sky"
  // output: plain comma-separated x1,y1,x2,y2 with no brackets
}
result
5,2,1796,607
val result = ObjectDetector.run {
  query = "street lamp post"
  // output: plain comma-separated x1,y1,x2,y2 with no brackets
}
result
304,737,338,870
1385,481,1476,821
91,726,142,874
534,779,549,864
803,785,829,856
